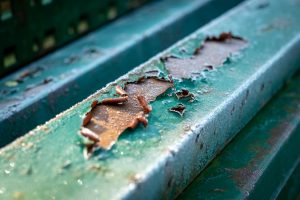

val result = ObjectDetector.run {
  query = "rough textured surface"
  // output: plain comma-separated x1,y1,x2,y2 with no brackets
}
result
178,74,300,200
165,33,247,79
0,0,300,199
82,78,173,150
0,0,244,147
169,103,186,117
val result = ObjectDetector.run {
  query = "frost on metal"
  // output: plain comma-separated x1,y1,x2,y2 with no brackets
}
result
164,32,247,79
80,33,247,156
80,77,173,155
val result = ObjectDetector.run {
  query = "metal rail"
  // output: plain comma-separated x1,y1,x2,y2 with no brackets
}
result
0,0,154,76
178,73,300,200
0,0,243,147
0,0,300,199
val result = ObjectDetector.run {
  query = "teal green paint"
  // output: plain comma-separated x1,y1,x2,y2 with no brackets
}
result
1,0,300,199
277,161,300,200
178,74,300,200
0,0,152,76
0,0,244,145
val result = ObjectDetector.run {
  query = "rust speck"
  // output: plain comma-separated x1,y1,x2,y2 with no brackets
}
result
80,77,173,152
16,66,44,83
169,103,186,117
175,89,195,102
164,32,247,79
42,77,53,84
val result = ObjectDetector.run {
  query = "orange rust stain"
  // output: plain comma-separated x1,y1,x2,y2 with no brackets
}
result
81,78,173,151
169,103,186,117
164,32,247,79
175,89,195,102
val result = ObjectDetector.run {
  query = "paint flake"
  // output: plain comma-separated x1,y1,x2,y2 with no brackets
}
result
164,32,247,79
169,104,186,117
80,77,173,153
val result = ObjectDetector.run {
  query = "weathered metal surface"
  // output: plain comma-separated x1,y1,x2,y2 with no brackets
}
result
81,77,173,152
0,0,244,147
1,0,300,199
277,160,300,200
178,73,300,200
80,33,247,152
164,33,247,79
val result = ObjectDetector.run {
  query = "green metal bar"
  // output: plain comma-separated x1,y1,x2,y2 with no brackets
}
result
0,0,244,147
178,73,300,199
0,0,152,76
277,160,300,200
1,0,300,199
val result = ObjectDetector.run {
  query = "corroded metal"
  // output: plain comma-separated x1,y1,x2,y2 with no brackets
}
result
81,78,172,151
0,0,243,147
0,0,300,199
164,33,247,79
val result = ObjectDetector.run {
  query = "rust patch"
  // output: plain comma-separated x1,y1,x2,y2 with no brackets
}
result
80,77,173,153
169,103,186,117
164,32,247,79
175,89,195,102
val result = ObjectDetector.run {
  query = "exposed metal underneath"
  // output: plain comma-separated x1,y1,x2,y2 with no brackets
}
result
0,0,300,199
0,0,244,147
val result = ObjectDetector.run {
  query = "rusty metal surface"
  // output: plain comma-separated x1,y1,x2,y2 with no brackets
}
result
165,33,247,79
1,0,300,199
81,77,173,152
0,0,244,147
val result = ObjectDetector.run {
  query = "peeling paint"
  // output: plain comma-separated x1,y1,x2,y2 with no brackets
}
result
169,103,186,117
80,77,173,155
175,89,195,102
79,33,247,156
164,32,247,79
